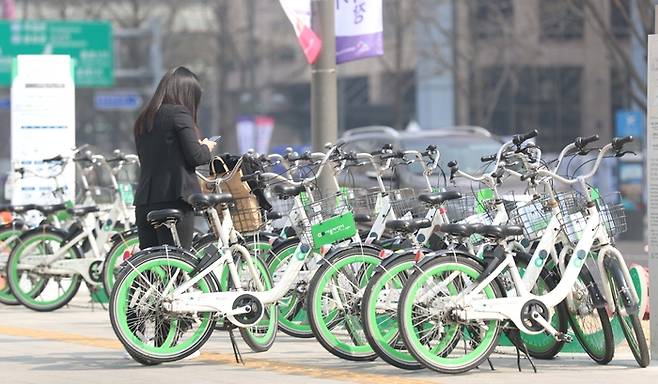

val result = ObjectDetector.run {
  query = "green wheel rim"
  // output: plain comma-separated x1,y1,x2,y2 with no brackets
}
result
311,253,380,355
115,258,213,356
268,243,314,335
608,270,641,354
235,245,277,347
517,264,561,353
0,229,22,302
8,233,79,307
104,236,140,291
568,276,608,357
366,260,417,363
401,261,498,368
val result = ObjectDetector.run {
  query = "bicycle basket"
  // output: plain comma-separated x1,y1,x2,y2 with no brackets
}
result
349,188,418,218
444,194,476,222
228,196,264,234
556,190,590,245
596,192,627,238
508,196,553,242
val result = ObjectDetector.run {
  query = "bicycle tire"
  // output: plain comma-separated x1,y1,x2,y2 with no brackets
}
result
307,245,381,361
398,255,503,374
7,227,83,312
109,250,217,364
567,263,614,364
604,256,650,367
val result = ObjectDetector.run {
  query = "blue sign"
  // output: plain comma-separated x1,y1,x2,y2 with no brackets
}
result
94,92,143,111
615,110,644,139
0,97,9,109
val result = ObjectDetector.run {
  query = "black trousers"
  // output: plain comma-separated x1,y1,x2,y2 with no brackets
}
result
135,199,195,249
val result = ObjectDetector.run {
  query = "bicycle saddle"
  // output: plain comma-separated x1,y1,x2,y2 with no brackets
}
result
267,211,283,220
418,191,462,205
353,213,372,223
272,184,306,197
188,193,234,209
386,218,432,233
474,225,524,239
147,209,182,225
207,193,234,205
437,223,480,237
67,206,100,216
37,203,67,214
9,204,37,214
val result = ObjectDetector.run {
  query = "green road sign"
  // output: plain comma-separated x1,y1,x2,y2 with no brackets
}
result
0,20,113,87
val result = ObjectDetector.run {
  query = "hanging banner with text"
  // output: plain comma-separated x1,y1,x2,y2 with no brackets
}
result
279,0,322,64
335,0,383,64
10,55,76,205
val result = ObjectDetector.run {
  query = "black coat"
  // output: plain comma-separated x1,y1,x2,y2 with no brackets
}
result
134,104,211,206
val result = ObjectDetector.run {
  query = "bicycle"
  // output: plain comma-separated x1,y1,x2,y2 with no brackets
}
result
396,136,648,373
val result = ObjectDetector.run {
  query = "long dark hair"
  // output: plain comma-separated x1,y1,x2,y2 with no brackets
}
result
134,66,203,136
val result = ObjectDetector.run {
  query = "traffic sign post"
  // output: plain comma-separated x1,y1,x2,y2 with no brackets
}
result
0,20,113,87
646,8,658,361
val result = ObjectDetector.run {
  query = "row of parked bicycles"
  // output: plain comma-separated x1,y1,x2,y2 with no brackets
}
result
0,146,141,310
1,130,649,374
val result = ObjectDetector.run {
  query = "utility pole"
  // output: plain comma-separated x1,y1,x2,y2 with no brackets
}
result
647,5,658,362
311,0,338,194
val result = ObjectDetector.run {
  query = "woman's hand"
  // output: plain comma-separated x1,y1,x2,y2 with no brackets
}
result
200,138,217,152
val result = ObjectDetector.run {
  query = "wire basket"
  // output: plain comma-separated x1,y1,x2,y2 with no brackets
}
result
283,192,353,240
598,193,627,237
349,188,419,218
558,191,627,244
227,196,264,234
508,196,554,242
562,192,627,244
444,194,476,222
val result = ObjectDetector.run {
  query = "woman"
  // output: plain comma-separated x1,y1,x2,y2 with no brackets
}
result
133,66,216,249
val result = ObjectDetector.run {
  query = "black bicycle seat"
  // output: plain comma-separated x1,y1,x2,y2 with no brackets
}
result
147,209,182,225
272,184,306,197
37,203,67,215
207,193,234,205
66,206,100,216
475,225,524,239
354,213,372,223
418,191,462,206
386,218,432,233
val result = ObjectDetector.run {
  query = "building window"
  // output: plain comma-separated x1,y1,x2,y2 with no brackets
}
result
339,76,369,106
471,66,582,152
610,0,631,39
470,0,514,40
539,0,584,41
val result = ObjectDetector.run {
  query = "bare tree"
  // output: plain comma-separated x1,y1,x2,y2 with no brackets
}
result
577,0,652,111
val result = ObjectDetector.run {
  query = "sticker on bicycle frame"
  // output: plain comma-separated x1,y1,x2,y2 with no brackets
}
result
119,183,134,205
534,249,548,267
572,249,587,268
311,212,357,248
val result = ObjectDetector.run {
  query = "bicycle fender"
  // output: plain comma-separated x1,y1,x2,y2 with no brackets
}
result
320,243,383,264
414,248,483,270
377,247,432,269
604,257,638,312
109,227,138,244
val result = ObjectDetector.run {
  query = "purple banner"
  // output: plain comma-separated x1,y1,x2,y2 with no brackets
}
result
336,31,384,64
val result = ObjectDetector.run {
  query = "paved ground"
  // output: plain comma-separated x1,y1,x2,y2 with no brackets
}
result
0,294,656,384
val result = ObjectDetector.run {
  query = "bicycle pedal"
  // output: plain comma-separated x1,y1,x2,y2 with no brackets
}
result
556,332,573,343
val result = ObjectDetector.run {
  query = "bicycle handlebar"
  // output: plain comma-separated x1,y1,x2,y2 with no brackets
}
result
512,129,538,146
538,138,633,185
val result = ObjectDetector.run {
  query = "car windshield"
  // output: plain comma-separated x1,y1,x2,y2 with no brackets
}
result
401,136,502,174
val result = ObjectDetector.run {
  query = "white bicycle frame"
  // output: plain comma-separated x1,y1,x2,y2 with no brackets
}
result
448,143,637,335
